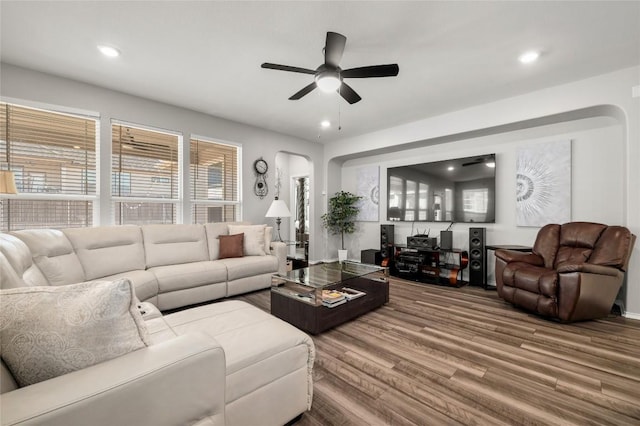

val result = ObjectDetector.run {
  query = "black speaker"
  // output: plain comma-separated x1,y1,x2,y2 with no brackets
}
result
469,227,486,286
440,230,453,250
361,249,382,266
380,224,395,259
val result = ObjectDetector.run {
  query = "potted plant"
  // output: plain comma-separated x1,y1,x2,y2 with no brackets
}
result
321,191,362,262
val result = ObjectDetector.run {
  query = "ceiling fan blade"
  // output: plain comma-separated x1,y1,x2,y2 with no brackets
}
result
342,64,400,78
261,63,316,75
324,32,346,67
338,82,361,104
289,82,317,100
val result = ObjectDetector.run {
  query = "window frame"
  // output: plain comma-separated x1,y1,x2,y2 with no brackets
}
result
0,99,100,231
189,134,242,223
110,119,183,225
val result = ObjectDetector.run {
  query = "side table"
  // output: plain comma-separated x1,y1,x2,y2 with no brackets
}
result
484,244,532,289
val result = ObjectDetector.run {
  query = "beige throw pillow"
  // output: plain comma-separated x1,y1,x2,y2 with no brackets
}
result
228,224,267,256
0,279,150,387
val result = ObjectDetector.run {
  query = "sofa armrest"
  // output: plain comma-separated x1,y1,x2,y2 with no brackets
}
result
271,241,287,275
0,333,226,426
556,262,621,277
494,249,542,266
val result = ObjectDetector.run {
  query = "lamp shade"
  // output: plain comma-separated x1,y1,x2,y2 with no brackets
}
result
0,171,18,194
265,199,291,218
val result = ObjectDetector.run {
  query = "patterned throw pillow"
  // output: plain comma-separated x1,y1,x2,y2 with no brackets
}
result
228,224,267,256
0,279,150,387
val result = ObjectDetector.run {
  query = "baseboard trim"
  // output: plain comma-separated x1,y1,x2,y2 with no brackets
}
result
624,311,640,320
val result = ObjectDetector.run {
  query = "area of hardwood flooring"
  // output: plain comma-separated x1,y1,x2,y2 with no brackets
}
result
234,277,640,425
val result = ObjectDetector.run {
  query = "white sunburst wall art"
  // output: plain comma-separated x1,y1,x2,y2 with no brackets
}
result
516,140,572,227
356,165,380,221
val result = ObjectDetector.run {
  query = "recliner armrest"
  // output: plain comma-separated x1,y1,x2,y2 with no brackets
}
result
556,262,621,277
0,333,226,426
494,249,542,266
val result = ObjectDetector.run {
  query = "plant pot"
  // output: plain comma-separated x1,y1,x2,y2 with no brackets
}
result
338,249,348,263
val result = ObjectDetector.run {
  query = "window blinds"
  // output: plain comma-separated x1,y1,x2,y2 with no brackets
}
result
0,102,97,231
112,124,179,225
190,137,239,223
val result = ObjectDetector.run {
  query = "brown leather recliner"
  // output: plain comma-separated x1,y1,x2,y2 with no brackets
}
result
495,222,636,322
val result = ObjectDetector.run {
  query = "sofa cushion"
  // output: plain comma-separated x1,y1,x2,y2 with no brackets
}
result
150,260,228,293
228,224,267,256
63,226,146,280
219,233,244,259
98,269,159,305
204,221,251,260
143,224,209,267
0,279,149,387
204,222,229,261
264,227,273,255
151,301,314,408
220,255,278,281
0,252,27,290
0,234,48,288
12,229,85,286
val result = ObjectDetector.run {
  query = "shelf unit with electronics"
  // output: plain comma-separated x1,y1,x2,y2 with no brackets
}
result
391,244,469,287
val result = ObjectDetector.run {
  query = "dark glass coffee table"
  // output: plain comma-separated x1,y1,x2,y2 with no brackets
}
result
270,261,389,334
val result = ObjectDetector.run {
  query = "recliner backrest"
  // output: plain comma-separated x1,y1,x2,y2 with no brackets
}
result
0,233,49,288
532,224,560,269
554,222,606,268
532,222,633,272
12,229,85,286
589,225,634,271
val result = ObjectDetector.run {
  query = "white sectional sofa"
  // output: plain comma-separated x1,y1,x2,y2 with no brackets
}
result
2,222,287,310
0,223,315,426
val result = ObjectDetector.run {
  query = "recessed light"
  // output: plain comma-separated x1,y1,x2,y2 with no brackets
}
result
320,120,331,128
447,166,455,171
486,161,496,168
73,145,81,149
519,50,539,64
98,45,120,58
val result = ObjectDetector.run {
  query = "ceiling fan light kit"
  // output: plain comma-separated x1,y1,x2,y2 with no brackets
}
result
262,31,399,104
316,73,341,93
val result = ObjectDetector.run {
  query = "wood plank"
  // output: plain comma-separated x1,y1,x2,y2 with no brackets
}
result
228,277,640,426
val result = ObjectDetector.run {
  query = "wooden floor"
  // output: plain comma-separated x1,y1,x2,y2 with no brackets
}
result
234,277,640,426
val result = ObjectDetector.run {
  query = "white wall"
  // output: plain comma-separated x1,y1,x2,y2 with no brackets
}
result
341,117,623,283
323,66,640,318
0,63,324,252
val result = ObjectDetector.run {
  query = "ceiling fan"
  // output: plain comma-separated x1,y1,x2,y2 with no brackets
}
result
261,31,399,104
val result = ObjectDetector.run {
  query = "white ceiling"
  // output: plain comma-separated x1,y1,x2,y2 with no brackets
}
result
1,1,639,143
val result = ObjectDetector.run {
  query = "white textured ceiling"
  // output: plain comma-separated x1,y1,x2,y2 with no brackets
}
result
1,1,639,143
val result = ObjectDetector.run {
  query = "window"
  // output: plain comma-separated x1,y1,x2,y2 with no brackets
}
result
418,183,429,221
112,123,180,225
404,180,416,221
445,188,453,220
1,102,97,231
190,137,239,223
463,188,489,213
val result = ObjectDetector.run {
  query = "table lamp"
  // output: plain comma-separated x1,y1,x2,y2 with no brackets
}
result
265,197,291,242
0,170,18,226
0,170,17,195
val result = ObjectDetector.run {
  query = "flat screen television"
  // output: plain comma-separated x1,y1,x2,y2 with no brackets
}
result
387,154,496,223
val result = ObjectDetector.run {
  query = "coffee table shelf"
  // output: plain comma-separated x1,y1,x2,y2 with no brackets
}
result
271,261,389,334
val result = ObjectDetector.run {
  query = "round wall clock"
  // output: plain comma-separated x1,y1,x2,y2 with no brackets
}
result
254,158,268,175
253,157,269,198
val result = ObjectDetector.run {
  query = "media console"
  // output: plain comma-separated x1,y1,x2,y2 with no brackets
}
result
391,244,469,287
